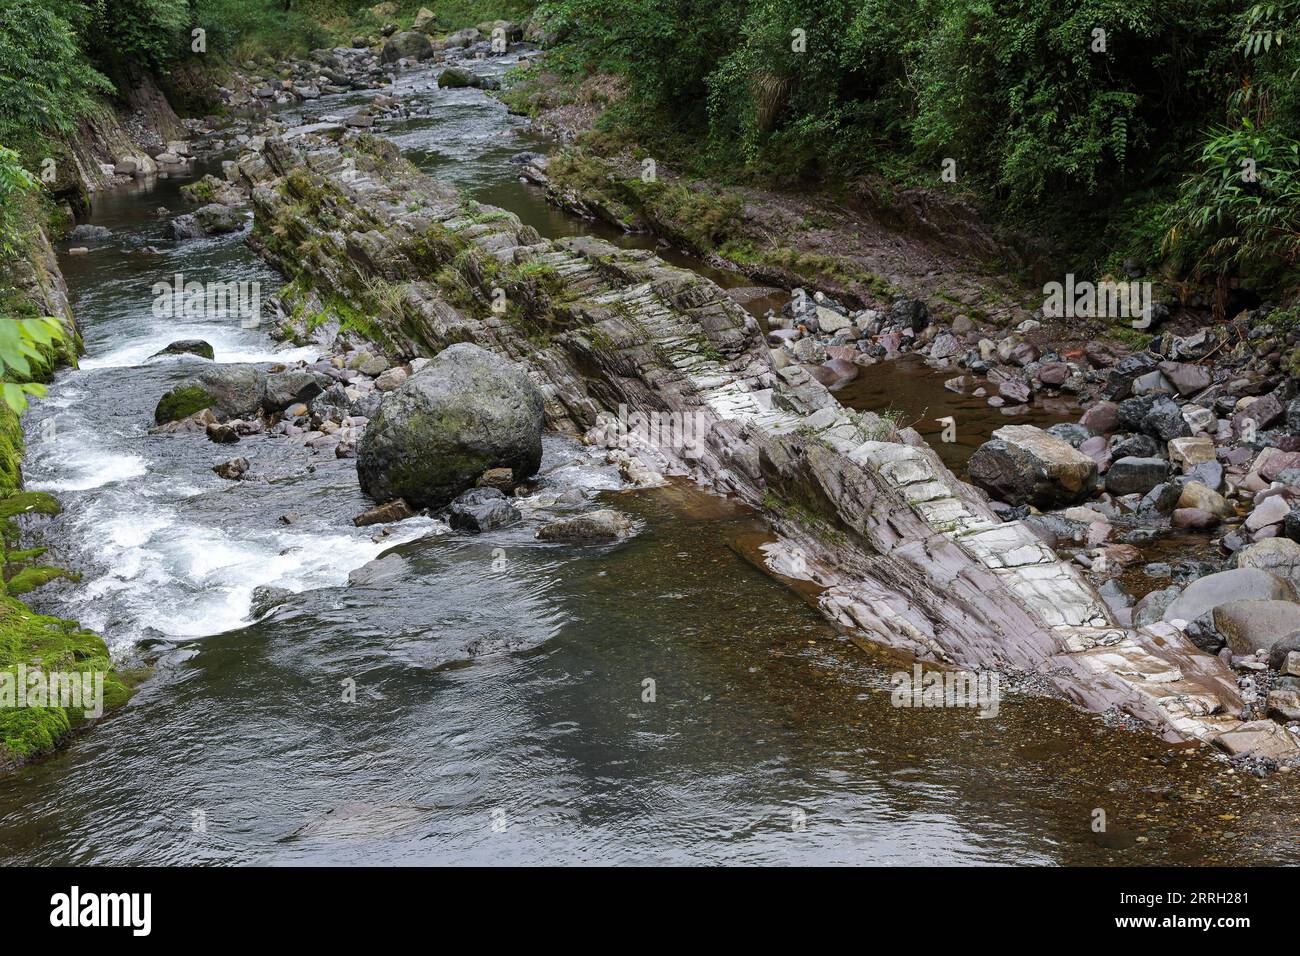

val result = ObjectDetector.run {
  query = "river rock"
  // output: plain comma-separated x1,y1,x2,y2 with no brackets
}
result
150,339,214,360
437,67,475,88
213,456,250,480
1267,633,1300,670
1104,456,1167,496
967,424,1097,507
381,30,433,62
1168,436,1215,471
1163,569,1298,626
167,203,244,239
1171,507,1219,530
155,364,267,423
352,498,415,526
1081,401,1120,435
1212,599,1300,655
1246,494,1290,531
1176,480,1233,517
536,509,632,542
1267,686,1300,721
1158,361,1212,397
446,487,521,533
250,585,293,618
357,343,544,509
375,366,408,391
265,369,325,411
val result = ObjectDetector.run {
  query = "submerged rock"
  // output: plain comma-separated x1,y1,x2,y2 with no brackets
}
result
357,343,544,509
536,509,632,542
967,424,1097,507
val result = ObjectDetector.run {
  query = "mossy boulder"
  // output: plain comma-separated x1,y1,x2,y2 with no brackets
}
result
0,596,131,768
357,343,543,508
150,339,215,361
381,30,433,62
437,67,474,89
154,364,268,424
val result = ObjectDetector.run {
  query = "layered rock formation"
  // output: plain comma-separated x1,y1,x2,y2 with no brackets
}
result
241,132,1297,758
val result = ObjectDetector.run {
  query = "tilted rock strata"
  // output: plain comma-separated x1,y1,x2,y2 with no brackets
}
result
242,133,1292,757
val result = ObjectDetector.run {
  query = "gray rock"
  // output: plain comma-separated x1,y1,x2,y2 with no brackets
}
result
167,203,244,240
250,585,293,618
1133,585,1181,626
1212,599,1300,655
1186,460,1223,492
1104,456,1168,496
1267,632,1300,670
437,67,475,88
446,487,521,533
357,343,544,509
536,509,632,542
968,425,1097,507
155,364,267,423
1046,422,1091,447
150,339,214,361
1236,537,1300,589
1163,568,1298,626
1138,481,1180,515
381,30,434,62
265,369,325,411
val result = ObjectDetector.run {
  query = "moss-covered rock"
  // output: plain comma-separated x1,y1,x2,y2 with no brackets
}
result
357,343,544,508
154,364,267,423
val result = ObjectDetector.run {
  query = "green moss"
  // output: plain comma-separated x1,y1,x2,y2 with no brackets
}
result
0,596,130,765
153,384,214,425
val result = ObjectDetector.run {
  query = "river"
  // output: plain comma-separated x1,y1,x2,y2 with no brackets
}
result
0,54,1295,866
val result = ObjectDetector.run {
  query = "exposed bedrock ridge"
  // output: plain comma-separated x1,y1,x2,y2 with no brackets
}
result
241,134,1292,757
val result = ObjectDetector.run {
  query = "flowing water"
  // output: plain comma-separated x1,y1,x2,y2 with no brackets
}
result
2,56,1297,866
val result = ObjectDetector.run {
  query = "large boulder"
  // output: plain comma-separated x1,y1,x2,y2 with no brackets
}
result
1211,599,1300,655
265,369,326,411
356,343,543,509
967,424,1097,507
380,30,433,62
167,203,244,239
154,364,267,423
1162,568,1297,626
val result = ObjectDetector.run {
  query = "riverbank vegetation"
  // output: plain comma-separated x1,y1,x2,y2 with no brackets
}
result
534,0,1300,310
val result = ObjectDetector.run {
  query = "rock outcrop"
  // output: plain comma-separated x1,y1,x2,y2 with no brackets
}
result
240,131,1294,757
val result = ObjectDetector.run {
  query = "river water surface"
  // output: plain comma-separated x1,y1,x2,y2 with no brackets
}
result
1,57,1297,866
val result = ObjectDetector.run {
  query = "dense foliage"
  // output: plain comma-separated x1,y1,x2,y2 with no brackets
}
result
541,0,1300,294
